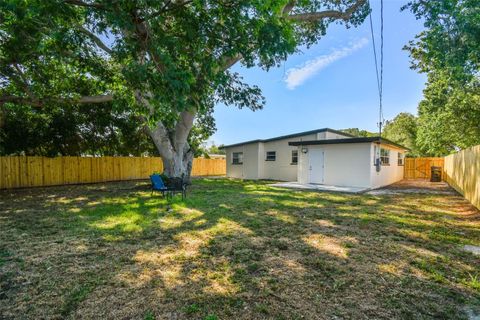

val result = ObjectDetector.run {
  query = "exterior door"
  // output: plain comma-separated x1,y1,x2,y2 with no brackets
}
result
309,148,324,184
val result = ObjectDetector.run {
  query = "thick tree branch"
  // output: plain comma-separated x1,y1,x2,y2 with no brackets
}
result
282,0,296,15
219,0,366,71
64,0,105,10
288,0,367,22
11,65,35,99
146,121,175,160
78,27,112,54
134,91,175,159
0,94,114,107
174,110,195,152
220,54,242,71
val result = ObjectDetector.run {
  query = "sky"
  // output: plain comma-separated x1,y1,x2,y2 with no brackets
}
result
210,0,427,146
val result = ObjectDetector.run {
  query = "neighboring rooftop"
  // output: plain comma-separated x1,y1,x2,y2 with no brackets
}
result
220,128,355,149
289,136,410,151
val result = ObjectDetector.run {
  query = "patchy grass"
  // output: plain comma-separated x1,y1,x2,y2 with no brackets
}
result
0,179,479,319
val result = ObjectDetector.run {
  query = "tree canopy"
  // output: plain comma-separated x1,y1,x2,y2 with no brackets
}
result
382,112,419,156
340,128,375,138
403,0,480,155
1,0,369,176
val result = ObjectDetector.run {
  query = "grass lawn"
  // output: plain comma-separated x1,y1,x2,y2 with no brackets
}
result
0,179,479,319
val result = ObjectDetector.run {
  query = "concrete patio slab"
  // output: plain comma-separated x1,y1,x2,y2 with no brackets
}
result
269,182,368,193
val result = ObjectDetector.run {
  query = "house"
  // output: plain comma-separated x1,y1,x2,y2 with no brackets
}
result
221,128,409,189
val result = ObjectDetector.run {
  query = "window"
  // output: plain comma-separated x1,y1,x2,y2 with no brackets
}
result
232,152,243,165
291,150,298,165
266,151,276,161
380,148,390,165
398,153,405,166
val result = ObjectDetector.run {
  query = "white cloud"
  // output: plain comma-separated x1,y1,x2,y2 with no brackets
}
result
284,38,368,90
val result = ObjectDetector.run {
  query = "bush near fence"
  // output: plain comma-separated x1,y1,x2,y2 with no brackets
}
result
0,156,225,189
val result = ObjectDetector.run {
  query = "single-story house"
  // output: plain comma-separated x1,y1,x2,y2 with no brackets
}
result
221,128,409,189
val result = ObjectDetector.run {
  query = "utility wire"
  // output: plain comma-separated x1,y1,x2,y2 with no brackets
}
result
368,0,384,138
379,0,384,137
368,11,380,97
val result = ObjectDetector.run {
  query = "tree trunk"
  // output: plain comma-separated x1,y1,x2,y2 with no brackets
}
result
146,110,196,181
160,147,194,181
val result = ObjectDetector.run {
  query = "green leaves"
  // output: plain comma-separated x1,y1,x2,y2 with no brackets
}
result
383,113,420,156
1,0,369,157
403,0,480,155
404,0,480,83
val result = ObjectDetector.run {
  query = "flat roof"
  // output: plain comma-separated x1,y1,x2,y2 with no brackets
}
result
288,137,410,151
220,128,356,149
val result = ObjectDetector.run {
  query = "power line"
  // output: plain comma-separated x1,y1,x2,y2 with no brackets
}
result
368,10,380,99
368,0,385,138
379,0,384,136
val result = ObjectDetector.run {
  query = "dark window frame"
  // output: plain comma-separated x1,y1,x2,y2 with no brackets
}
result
380,148,390,166
232,152,243,165
291,150,298,165
398,153,405,166
265,151,276,161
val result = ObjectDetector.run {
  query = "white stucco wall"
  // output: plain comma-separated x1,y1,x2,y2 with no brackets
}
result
225,143,260,179
224,130,381,183
297,143,372,188
261,134,317,181
370,144,405,188
225,133,317,180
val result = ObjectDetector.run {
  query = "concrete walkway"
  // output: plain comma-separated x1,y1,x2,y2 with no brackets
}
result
269,182,368,193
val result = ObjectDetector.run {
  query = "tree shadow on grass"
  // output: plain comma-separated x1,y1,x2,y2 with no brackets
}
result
0,178,479,319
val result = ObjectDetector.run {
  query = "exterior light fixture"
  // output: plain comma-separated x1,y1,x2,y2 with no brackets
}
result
301,147,308,154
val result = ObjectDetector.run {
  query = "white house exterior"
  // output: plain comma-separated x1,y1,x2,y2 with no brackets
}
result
222,128,408,189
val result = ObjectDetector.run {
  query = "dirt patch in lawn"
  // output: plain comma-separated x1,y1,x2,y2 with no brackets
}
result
367,179,457,195
0,179,479,319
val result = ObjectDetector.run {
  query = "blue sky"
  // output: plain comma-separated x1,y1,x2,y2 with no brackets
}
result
210,0,427,146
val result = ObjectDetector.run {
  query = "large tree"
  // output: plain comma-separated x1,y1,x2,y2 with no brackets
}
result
404,0,480,155
0,0,369,178
382,112,420,156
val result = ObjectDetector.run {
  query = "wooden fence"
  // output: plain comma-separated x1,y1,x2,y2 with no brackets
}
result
0,156,226,189
444,145,480,209
404,157,445,180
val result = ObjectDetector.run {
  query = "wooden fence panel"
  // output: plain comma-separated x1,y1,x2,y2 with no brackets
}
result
1,157,19,189
18,157,29,187
27,157,44,187
0,156,225,189
43,157,63,186
444,145,480,209
78,158,93,183
404,157,444,180
63,157,79,185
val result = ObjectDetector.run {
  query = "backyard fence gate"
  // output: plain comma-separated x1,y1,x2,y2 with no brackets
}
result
404,157,444,180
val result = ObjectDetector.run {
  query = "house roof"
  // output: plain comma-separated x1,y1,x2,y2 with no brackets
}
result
288,136,410,151
220,128,356,149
